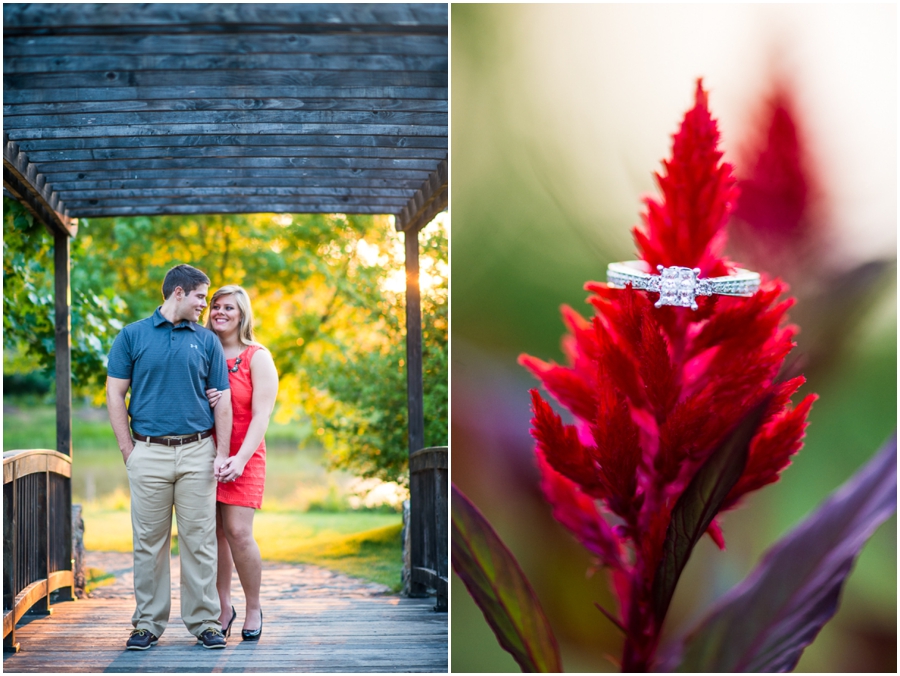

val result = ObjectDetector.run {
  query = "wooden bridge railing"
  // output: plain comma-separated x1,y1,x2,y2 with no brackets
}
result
3,449,74,653
409,446,448,611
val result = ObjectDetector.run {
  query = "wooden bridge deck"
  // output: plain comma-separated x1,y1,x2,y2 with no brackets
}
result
3,552,447,673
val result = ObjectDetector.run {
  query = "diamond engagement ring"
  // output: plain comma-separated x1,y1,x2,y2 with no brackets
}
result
607,261,760,310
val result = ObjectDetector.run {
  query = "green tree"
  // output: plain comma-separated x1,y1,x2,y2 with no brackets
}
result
312,218,448,484
3,200,448,482
3,198,126,394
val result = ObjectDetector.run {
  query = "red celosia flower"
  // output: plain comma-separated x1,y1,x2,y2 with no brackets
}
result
727,80,828,292
519,80,816,671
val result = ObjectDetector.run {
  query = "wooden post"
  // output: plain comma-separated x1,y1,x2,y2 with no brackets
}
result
53,229,76,603
405,227,425,456
4,462,20,653
405,227,428,598
54,231,72,458
71,505,85,599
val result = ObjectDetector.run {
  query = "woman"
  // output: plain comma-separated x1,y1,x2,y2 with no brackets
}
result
205,285,278,641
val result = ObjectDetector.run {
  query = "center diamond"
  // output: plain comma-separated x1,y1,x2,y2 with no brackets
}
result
655,265,700,310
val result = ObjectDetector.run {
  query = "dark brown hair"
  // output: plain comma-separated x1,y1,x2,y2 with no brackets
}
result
161,264,210,299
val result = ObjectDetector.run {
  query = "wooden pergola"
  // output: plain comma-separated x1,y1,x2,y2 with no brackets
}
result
3,3,447,649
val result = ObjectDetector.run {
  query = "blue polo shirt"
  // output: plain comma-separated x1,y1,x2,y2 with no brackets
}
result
107,307,230,436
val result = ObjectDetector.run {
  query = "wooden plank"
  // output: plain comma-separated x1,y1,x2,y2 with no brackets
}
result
25,145,448,163
4,98,448,117
3,110,446,130
58,187,414,200
43,168,430,181
395,158,448,232
70,204,400,217
1,552,447,672
15,133,448,152
50,177,425,191
6,647,448,655
33,156,441,173
6,123,447,141
3,52,447,75
2,3,448,33
3,69,447,90
3,33,448,58
65,196,407,209
2,85,448,106
2,134,74,238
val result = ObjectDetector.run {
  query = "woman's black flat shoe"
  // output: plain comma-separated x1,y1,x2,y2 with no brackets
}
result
241,610,262,641
224,605,237,638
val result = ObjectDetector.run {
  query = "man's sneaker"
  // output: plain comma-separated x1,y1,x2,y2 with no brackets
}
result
126,628,158,650
197,628,226,649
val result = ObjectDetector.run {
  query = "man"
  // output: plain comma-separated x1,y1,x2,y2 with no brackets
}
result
107,264,233,650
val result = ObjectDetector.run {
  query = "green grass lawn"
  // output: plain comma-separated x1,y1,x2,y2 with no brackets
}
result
84,506,403,590
3,402,115,450
3,401,310,452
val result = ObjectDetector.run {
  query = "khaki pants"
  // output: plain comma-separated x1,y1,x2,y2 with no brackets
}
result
126,435,222,638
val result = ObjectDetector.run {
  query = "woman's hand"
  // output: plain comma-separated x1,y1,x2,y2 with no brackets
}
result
206,388,222,408
216,455,247,484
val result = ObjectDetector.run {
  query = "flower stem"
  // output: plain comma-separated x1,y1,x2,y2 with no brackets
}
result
620,572,659,672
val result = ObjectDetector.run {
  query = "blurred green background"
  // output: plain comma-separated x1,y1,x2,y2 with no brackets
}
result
450,4,896,673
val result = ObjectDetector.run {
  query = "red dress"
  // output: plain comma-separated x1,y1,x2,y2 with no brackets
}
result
217,344,266,509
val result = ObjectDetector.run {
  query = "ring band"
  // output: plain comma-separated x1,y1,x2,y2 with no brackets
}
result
607,261,760,311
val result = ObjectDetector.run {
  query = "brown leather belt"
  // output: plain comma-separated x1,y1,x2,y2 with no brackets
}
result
132,429,214,447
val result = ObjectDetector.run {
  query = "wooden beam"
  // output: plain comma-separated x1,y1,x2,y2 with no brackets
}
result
59,187,415,200
6,123,447,142
4,33,448,58
43,168,431,183
395,159,447,232
5,98,448,117
2,134,75,238
4,69,447,91
34,156,441,173
69,204,401,218
2,110,448,130
2,3,448,34
51,177,426,191
3,52,447,75
65,196,407,209
3,85,448,106
14,132,448,152
24,145,448,163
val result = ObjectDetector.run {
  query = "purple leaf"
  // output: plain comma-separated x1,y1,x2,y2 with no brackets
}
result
651,398,771,627
451,483,563,673
664,434,897,673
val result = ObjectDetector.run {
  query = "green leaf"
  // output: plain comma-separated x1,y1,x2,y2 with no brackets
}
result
651,397,772,627
661,434,897,673
451,484,563,673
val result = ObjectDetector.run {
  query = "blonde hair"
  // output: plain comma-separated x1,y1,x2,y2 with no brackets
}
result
207,285,259,347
